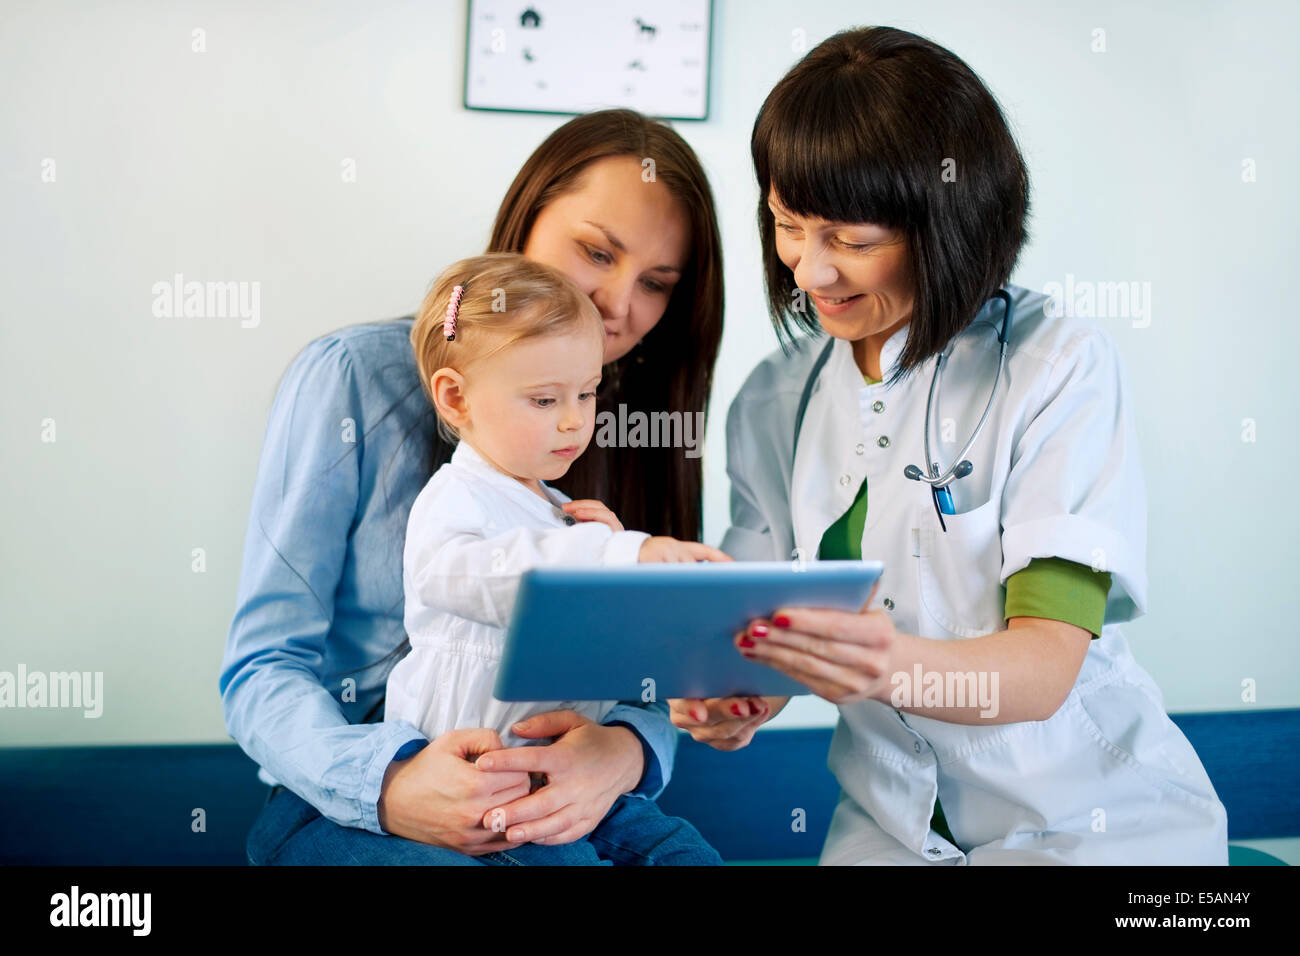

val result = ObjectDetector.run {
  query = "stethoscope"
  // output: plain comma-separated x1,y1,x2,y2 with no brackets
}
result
793,289,1015,534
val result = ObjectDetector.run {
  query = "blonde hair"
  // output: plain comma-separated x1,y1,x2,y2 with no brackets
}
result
411,252,603,443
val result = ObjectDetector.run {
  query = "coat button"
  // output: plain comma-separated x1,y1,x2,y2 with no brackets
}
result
926,847,942,856
914,741,922,753
855,443,865,455
872,400,885,413
563,516,576,526
877,435,890,448
883,597,894,610
839,474,851,486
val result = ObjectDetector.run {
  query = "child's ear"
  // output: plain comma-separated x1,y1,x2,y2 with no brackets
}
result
431,368,470,431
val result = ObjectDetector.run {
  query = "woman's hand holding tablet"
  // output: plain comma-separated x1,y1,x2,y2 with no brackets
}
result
667,694,789,750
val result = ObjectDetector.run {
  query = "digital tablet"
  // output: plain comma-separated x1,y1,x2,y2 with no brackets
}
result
494,560,884,701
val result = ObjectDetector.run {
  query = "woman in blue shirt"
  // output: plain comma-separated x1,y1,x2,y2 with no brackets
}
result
220,109,728,865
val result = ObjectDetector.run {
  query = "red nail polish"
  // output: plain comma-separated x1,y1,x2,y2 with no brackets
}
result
751,624,769,637
738,636,755,648
773,614,791,628
731,704,742,716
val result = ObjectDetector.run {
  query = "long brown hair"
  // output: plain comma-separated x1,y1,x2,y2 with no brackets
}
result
486,109,724,541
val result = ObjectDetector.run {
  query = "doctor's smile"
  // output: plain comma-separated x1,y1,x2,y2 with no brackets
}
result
810,293,861,309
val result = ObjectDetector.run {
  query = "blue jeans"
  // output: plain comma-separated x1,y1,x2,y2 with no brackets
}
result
247,785,722,866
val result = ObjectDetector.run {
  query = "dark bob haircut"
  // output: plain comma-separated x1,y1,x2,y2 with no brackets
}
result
751,26,1030,387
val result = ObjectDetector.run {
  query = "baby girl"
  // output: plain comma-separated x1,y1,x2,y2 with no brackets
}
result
384,252,726,864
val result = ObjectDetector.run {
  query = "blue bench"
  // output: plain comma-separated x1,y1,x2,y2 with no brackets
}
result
1,711,1294,865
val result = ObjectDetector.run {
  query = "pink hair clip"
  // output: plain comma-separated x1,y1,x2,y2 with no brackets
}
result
444,284,464,341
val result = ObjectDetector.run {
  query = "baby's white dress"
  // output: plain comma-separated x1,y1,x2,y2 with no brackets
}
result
385,439,650,748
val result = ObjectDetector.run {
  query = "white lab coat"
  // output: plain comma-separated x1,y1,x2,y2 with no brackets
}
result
386,440,648,749
721,284,1229,865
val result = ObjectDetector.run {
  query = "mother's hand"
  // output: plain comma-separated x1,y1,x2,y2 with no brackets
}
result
470,710,645,845
736,582,897,704
377,728,533,855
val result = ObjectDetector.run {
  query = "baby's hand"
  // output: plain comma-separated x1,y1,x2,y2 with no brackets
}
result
638,537,734,563
561,499,624,532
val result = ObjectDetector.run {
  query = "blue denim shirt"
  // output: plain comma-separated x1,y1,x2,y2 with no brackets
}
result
219,319,677,835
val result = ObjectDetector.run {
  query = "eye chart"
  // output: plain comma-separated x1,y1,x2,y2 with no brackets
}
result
464,1,713,120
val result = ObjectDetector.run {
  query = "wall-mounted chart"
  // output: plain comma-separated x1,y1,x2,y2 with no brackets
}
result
464,1,713,120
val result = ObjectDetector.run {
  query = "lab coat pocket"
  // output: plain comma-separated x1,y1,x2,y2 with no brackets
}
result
914,496,1004,638
1075,676,1223,815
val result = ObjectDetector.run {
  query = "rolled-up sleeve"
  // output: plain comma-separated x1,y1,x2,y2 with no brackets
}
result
218,336,425,835
999,328,1148,626
603,700,676,799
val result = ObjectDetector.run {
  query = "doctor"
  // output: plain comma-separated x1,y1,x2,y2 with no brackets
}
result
672,26,1229,864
